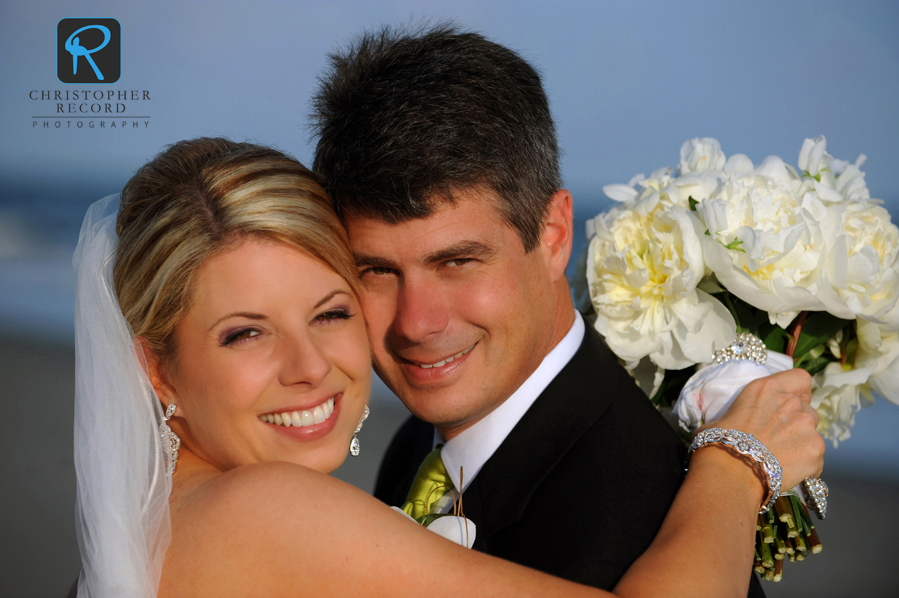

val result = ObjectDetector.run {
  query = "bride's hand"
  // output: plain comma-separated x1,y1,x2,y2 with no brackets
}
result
703,368,825,491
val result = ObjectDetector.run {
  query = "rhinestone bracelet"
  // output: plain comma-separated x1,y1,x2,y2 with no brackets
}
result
688,428,783,515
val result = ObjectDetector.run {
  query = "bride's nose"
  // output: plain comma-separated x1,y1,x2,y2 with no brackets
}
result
278,332,332,388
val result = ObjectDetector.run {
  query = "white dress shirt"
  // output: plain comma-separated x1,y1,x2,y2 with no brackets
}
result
434,311,585,511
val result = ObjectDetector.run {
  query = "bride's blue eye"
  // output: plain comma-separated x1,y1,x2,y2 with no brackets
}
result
221,328,260,346
315,309,355,324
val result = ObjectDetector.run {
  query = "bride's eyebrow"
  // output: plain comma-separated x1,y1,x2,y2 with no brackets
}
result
207,290,351,331
313,289,351,309
208,312,266,331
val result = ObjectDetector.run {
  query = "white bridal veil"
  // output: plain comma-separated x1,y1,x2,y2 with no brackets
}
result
73,195,172,598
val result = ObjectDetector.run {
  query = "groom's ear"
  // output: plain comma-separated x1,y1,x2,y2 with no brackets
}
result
135,337,177,404
539,189,574,282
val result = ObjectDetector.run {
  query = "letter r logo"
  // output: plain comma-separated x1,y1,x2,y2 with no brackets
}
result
57,19,121,84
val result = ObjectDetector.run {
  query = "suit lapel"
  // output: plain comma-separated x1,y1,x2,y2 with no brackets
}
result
463,328,618,541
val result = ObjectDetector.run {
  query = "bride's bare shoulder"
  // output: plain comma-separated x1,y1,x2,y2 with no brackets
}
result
159,459,592,598
160,460,379,597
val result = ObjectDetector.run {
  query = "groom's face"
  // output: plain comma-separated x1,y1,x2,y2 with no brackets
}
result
345,188,560,439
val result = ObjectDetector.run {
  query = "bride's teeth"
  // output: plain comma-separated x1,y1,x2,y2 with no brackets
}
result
262,396,339,428
453,350,464,359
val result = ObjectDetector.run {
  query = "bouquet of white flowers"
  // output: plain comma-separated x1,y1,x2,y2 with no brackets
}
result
578,136,899,581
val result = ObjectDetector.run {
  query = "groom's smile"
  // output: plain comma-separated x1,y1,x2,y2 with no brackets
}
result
346,187,571,440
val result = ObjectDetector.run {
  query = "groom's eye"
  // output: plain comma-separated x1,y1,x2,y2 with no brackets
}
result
444,258,473,267
363,266,395,276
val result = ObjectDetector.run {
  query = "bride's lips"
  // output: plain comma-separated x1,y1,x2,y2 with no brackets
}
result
399,343,477,384
259,393,342,441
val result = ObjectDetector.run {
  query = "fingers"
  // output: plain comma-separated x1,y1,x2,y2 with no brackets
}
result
799,400,820,428
772,368,812,404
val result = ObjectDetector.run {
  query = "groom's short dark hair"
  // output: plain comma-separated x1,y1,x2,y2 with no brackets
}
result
311,23,561,252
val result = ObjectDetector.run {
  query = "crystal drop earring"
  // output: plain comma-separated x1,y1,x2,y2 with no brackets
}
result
159,403,181,475
349,405,370,457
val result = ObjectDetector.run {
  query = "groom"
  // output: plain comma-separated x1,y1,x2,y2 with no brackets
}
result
312,24,763,594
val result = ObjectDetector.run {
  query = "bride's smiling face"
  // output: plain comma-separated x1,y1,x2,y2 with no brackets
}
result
157,237,371,474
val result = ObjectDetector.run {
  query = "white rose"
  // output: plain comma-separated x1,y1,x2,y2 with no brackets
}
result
817,201,899,324
587,196,735,370
696,170,828,328
674,351,794,428
679,138,726,175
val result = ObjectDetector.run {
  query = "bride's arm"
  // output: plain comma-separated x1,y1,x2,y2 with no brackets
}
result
160,369,822,598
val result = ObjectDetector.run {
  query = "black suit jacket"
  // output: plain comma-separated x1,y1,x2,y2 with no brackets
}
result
376,326,765,595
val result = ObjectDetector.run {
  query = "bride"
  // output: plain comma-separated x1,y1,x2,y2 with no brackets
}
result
73,137,824,597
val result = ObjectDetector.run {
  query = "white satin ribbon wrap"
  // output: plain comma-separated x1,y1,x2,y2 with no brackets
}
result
674,351,794,429
73,195,172,597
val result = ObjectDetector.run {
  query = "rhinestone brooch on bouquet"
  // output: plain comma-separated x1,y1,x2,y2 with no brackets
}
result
713,332,768,365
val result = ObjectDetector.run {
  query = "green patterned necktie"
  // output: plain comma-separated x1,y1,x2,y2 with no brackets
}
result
402,445,455,521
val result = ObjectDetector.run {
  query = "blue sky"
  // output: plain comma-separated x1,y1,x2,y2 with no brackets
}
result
2,0,897,214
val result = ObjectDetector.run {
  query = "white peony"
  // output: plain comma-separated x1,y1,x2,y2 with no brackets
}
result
587,194,735,370
724,153,755,174
834,154,871,203
604,168,724,213
798,136,835,185
856,320,899,406
696,168,828,328
679,138,726,175
810,362,875,446
818,201,899,324
603,167,675,204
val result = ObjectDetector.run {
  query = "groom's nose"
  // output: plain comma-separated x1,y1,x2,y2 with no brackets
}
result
392,276,450,344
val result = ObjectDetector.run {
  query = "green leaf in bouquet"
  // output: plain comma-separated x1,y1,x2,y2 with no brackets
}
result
696,277,725,294
795,355,832,376
721,293,761,335
688,196,699,211
759,325,788,354
791,312,853,363
723,238,746,253
649,367,695,409
844,337,859,366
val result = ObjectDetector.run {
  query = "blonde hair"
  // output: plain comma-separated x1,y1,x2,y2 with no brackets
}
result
113,137,357,363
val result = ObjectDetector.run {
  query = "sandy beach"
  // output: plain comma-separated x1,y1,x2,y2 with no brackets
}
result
2,332,897,598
